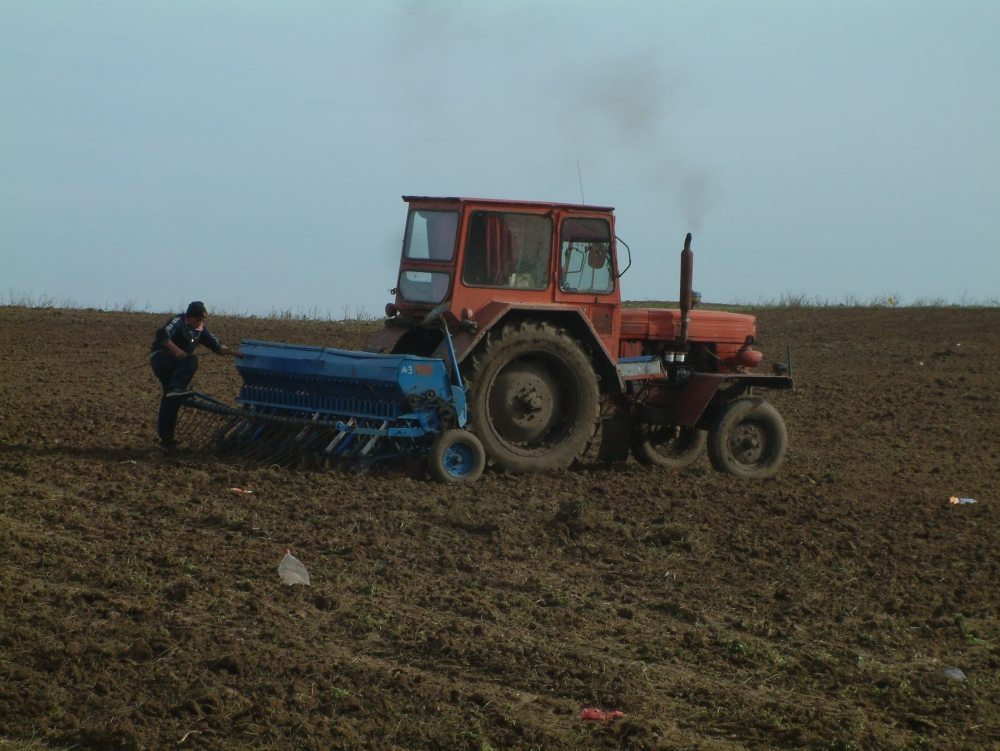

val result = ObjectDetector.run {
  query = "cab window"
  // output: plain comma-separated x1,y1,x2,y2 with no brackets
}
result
462,211,552,290
559,217,614,294
404,210,459,261
398,270,450,303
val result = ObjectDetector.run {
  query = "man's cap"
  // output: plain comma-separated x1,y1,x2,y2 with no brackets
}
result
186,301,208,318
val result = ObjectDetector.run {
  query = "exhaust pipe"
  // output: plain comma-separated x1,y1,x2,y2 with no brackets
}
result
678,232,693,348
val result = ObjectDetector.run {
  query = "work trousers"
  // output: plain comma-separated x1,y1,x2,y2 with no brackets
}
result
150,351,199,442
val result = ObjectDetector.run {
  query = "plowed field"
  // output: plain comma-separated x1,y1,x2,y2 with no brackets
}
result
1,306,997,750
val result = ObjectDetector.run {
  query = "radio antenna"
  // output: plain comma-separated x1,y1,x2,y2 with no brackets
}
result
576,160,586,204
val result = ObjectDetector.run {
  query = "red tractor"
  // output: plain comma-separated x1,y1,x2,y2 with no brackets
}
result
368,196,793,478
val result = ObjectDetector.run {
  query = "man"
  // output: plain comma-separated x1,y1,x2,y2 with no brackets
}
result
149,301,242,450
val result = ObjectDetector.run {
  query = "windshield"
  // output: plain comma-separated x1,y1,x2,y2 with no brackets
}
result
403,210,459,261
398,270,450,304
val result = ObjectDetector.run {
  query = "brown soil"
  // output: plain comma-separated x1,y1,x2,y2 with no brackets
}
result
1,306,998,751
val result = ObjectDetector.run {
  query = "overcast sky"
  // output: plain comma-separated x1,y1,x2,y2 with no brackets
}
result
2,0,998,317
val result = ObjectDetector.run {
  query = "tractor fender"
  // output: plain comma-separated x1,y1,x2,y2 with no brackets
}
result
439,301,622,391
368,302,623,393
366,324,409,354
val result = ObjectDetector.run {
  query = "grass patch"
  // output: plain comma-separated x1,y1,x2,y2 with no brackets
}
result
0,290,379,322
4,288,997,320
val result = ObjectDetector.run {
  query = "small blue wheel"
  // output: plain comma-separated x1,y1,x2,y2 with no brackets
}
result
429,430,486,483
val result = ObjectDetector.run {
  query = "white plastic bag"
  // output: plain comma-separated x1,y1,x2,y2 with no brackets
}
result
277,548,310,586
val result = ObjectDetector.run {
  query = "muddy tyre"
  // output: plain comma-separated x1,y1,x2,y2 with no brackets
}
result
708,397,788,479
465,321,600,473
632,424,707,469
429,429,486,483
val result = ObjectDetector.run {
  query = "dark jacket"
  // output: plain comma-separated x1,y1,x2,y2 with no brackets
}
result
150,314,222,356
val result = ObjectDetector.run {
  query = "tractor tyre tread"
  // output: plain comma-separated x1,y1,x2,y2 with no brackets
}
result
631,424,707,469
707,396,788,479
464,321,600,474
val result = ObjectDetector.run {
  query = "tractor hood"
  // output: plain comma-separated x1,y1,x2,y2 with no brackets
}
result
619,308,756,345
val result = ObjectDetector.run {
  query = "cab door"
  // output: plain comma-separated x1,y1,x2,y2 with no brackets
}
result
553,213,621,356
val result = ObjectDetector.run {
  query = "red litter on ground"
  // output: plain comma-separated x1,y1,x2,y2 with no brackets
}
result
230,487,253,494
580,708,624,723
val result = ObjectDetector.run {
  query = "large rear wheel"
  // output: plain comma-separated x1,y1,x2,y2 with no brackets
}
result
465,321,600,473
707,397,787,478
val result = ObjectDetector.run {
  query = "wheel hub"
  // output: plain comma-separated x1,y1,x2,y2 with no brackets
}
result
443,444,474,477
730,423,766,464
488,361,560,444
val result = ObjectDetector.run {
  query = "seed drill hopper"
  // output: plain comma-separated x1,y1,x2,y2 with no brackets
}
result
177,325,487,482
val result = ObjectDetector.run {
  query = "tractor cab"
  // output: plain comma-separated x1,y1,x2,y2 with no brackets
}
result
384,196,623,357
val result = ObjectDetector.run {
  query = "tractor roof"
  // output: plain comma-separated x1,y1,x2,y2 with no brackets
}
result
402,195,615,213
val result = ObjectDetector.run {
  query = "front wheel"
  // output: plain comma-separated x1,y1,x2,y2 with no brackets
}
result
632,423,707,469
707,397,788,479
429,429,486,483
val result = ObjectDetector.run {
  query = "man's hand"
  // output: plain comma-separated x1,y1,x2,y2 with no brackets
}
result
165,341,187,359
